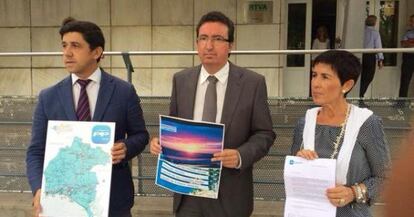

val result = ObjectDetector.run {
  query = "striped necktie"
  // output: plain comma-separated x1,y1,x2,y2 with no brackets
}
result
76,79,92,121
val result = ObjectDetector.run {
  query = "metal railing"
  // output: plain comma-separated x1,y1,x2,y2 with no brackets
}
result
0,49,413,200
0,96,413,201
2,48,413,84
1,48,414,56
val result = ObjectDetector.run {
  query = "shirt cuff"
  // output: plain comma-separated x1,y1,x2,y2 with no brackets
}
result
235,151,242,169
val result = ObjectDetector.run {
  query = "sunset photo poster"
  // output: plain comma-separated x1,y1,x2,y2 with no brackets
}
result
155,115,224,199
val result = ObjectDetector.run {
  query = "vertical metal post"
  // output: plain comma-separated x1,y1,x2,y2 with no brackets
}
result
122,52,134,83
121,52,143,194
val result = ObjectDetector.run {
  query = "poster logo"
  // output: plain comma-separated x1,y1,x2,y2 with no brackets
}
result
92,125,111,144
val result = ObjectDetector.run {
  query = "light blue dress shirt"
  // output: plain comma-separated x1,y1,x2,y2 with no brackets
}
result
402,29,414,40
364,26,384,60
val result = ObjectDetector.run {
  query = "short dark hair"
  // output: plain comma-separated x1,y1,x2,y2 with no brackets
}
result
59,17,105,62
196,11,234,43
312,50,361,94
411,14,414,19
365,15,377,26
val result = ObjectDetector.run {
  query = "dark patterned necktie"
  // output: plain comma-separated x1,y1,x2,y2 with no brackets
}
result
202,76,218,122
76,79,92,121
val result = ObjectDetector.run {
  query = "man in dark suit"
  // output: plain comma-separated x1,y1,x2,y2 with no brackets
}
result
150,11,275,217
25,18,149,217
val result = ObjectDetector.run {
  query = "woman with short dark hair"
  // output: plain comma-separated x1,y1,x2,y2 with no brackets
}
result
291,50,390,217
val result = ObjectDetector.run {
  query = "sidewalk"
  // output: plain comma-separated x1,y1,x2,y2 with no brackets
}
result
0,192,281,217
0,192,383,217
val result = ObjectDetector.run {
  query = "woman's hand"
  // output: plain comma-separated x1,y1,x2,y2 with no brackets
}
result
326,185,355,207
296,149,318,160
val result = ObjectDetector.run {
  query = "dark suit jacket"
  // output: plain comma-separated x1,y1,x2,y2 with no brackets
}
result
26,70,149,212
170,63,276,217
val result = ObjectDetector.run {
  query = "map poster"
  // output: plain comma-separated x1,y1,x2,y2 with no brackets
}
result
155,115,224,199
40,120,115,217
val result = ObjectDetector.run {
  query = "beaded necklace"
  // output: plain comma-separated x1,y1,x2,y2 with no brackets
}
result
299,104,351,158
330,104,351,159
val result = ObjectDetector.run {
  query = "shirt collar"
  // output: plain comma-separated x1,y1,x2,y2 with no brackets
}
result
200,62,229,84
71,67,102,85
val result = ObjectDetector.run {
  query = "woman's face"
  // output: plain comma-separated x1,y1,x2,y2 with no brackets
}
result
317,27,327,39
311,63,345,106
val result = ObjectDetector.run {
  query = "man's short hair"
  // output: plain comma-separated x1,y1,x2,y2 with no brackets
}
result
59,17,105,62
365,15,377,26
196,11,235,43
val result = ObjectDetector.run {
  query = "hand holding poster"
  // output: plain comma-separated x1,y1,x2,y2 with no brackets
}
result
155,115,225,199
40,120,115,217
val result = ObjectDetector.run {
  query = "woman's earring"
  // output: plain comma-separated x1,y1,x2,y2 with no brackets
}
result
342,90,346,94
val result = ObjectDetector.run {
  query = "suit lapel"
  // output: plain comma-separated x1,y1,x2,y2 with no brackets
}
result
221,63,243,131
57,76,77,120
182,66,201,119
93,70,115,121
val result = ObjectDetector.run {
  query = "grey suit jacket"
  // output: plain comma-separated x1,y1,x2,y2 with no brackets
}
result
170,62,276,217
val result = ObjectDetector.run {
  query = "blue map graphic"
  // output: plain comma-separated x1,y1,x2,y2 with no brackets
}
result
44,137,110,217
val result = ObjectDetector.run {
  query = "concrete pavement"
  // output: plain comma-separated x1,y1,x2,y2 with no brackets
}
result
0,192,282,217
0,192,384,217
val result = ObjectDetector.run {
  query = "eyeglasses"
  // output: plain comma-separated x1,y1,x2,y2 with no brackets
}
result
197,35,230,45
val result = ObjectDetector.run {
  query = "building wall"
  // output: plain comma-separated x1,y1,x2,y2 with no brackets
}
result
0,0,282,97
0,0,411,97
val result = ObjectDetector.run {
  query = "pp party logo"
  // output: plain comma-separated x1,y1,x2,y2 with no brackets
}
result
92,125,111,144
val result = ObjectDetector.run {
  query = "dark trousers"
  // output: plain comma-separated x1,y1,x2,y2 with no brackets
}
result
360,53,377,97
175,196,228,217
109,209,132,217
399,53,414,97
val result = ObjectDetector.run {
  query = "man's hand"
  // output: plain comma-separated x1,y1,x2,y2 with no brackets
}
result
32,189,42,217
111,142,127,164
149,137,162,155
212,149,240,168
378,60,384,69
402,39,414,48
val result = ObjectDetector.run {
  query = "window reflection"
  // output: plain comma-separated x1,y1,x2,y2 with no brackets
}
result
287,3,306,67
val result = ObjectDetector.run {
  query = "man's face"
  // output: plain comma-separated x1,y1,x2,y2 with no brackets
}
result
197,22,232,72
61,32,102,78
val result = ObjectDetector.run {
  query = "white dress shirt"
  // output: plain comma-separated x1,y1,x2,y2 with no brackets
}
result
311,38,330,60
193,62,242,168
71,67,101,118
193,62,229,123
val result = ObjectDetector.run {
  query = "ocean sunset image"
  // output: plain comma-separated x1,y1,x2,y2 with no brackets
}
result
160,116,224,167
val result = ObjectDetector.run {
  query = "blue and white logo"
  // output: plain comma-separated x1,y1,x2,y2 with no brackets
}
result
289,159,303,165
92,125,111,144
